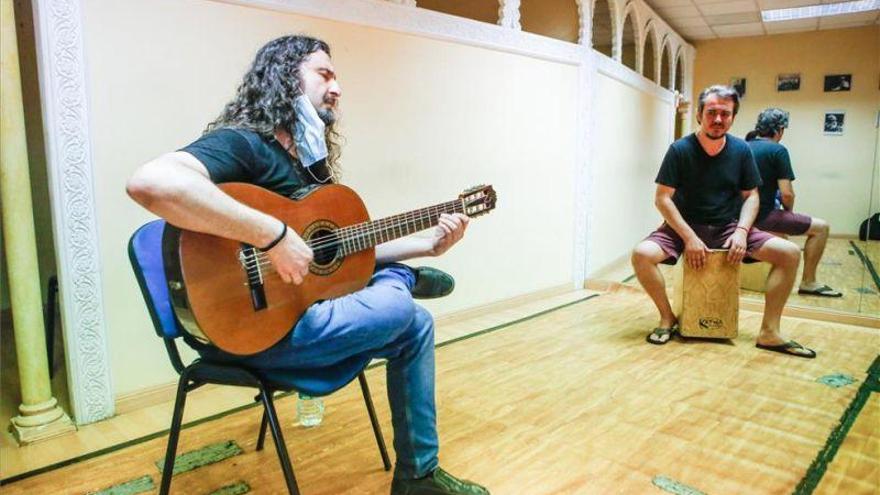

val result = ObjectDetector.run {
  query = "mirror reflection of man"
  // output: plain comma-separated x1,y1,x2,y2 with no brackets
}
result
745,108,842,298
631,85,816,358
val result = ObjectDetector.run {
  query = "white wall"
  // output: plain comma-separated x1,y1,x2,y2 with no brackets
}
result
80,0,579,396
586,55,675,275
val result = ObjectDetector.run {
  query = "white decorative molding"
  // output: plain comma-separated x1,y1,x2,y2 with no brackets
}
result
497,0,522,30
385,0,415,5
573,56,595,285
575,0,591,46
642,21,660,83
31,0,114,424
221,0,580,64
595,46,674,103
619,2,643,69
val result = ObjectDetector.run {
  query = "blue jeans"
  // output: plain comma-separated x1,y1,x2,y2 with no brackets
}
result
192,264,438,479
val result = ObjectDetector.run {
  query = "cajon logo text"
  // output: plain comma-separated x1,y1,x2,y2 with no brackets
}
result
699,317,723,329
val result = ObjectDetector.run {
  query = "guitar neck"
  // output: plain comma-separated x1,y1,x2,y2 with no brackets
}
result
335,199,464,255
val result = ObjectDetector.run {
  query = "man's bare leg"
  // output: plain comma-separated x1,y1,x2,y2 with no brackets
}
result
632,241,677,342
800,217,829,289
750,237,813,356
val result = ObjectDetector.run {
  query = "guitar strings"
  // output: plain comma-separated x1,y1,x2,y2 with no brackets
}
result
238,200,473,273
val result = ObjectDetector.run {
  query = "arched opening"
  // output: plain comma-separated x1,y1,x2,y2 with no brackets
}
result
591,0,613,57
417,0,499,24
621,11,636,71
521,0,580,43
642,27,656,82
674,51,684,92
659,43,671,89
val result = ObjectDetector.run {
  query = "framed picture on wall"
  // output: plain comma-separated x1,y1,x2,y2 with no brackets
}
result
777,73,800,91
823,111,845,135
730,77,746,98
823,74,851,92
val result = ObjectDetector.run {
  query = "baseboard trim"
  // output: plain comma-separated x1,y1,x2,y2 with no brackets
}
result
116,284,585,414
739,299,880,329
115,382,221,416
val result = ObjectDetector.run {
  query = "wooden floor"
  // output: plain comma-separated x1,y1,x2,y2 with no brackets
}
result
816,385,880,495
2,290,877,494
620,238,880,317
0,286,592,480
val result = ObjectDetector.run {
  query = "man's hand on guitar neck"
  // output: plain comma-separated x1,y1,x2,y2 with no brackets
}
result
428,213,469,257
265,223,314,284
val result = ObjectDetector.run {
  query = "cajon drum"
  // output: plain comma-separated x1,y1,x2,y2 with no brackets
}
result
740,261,771,292
672,250,739,339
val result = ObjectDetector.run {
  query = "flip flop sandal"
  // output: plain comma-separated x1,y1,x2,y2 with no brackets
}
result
756,340,817,359
798,285,843,298
646,325,678,345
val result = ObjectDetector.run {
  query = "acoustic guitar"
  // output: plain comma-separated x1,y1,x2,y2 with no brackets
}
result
163,182,497,355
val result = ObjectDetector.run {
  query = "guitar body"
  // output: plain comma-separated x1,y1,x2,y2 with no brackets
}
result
164,183,375,355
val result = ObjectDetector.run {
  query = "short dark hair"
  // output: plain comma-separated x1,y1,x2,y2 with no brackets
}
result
754,107,789,137
697,85,740,116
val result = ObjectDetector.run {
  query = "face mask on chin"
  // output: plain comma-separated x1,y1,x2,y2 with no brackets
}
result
293,95,332,183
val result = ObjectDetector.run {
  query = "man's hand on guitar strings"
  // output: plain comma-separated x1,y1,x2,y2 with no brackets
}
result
267,226,314,284
429,213,469,257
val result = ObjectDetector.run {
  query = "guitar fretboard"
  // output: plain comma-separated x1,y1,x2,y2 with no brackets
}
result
327,199,465,256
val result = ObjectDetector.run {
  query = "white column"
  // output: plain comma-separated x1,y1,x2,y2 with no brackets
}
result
498,0,521,30
1,0,75,445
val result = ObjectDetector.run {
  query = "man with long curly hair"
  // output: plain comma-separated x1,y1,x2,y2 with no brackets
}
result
127,35,489,495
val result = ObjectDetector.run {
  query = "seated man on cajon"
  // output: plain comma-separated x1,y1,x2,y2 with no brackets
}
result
631,85,816,358
745,108,842,298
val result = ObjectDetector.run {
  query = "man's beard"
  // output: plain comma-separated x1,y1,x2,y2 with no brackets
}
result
318,98,338,125
317,108,336,125
703,127,726,140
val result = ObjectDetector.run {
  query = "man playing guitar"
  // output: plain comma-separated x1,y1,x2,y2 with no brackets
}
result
127,34,489,495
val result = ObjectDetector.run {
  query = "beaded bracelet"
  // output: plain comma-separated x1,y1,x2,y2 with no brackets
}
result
260,221,288,251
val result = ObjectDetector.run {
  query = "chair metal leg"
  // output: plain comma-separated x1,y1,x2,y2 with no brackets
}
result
160,373,190,495
259,387,300,495
256,408,269,451
358,372,391,471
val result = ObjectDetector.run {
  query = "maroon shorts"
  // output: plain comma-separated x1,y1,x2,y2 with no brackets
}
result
645,222,775,265
754,209,812,236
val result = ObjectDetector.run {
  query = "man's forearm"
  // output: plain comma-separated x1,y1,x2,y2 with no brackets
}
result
781,196,794,211
737,193,759,229
657,197,697,241
375,237,434,264
127,153,281,248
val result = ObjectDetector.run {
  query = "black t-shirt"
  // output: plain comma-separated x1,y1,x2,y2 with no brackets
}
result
180,128,307,196
655,133,762,225
748,138,795,222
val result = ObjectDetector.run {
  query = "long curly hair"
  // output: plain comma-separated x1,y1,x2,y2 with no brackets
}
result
206,35,341,180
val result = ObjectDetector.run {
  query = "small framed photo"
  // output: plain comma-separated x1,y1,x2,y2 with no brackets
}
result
823,111,845,135
777,73,800,92
824,74,851,92
730,77,746,98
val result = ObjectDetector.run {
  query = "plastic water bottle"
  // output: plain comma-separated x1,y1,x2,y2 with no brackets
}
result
297,393,324,427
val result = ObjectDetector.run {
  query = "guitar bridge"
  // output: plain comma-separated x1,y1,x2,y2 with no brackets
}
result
239,244,267,311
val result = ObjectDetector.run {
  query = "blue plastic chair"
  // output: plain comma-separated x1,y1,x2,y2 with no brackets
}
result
128,220,390,494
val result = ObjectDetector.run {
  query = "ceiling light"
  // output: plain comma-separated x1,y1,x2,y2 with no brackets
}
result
762,0,880,22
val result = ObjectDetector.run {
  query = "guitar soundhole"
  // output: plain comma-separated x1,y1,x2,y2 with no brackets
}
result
311,228,340,265
304,220,344,275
